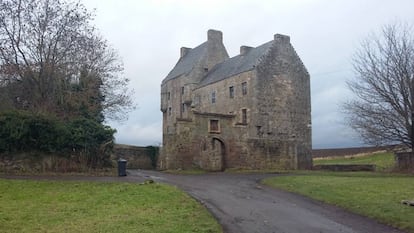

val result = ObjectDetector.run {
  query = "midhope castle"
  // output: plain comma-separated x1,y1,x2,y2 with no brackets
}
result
159,30,312,171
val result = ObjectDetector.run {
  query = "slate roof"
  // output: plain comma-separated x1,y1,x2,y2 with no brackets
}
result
163,42,208,83
198,40,273,88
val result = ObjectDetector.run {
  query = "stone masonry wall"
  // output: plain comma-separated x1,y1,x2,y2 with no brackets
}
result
112,144,155,169
255,35,312,169
160,31,312,171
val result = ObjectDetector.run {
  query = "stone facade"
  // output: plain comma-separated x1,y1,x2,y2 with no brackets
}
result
159,30,312,171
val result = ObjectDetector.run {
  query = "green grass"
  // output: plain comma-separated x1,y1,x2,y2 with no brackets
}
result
314,152,396,171
263,172,414,232
0,179,222,233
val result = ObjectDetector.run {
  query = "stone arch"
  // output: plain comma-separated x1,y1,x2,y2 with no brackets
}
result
210,136,226,171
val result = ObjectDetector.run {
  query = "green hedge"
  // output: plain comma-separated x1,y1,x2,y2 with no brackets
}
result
0,111,115,166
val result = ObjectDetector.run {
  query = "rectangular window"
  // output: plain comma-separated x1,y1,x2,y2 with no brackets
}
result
211,91,216,103
229,86,234,98
181,86,184,95
181,103,185,113
167,92,170,100
242,82,247,95
168,107,172,116
242,109,247,124
209,119,219,132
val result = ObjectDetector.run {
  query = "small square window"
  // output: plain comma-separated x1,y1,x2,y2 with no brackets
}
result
242,82,247,95
209,119,219,132
229,86,234,98
211,91,216,104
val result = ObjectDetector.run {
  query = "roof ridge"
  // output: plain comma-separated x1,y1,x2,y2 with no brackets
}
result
197,40,274,88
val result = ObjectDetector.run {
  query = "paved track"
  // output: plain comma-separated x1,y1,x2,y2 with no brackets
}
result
129,170,406,233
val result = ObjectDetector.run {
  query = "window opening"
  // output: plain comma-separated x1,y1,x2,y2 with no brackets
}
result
242,109,247,124
211,91,216,103
210,119,219,132
229,86,234,98
242,82,247,95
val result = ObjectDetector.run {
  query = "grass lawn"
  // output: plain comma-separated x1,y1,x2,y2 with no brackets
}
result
263,172,414,233
313,152,396,171
0,179,222,233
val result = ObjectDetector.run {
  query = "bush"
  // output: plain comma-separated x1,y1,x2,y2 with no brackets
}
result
0,111,115,167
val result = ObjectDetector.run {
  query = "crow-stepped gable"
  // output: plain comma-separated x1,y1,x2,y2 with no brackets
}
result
159,29,312,171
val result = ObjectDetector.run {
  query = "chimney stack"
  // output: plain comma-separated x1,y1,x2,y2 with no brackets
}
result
240,46,253,55
207,29,223,43
274,34,290,43
180,47,191,58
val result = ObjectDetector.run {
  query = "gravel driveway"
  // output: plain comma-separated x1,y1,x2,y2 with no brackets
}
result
128,170,406,233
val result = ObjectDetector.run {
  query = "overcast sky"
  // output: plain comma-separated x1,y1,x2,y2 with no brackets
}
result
82,0,414,149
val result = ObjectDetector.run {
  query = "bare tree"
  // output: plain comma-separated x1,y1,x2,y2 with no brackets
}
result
344,22,414,155
0,0,134,121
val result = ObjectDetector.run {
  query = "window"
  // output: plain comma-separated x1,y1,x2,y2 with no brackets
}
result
209,119,219,132
181,86,184,95
211,91,216,103
168,107,172,116
242,82,247,95
229,86,234,98
242,109,247,124
167,92,170,100
181,103,185,113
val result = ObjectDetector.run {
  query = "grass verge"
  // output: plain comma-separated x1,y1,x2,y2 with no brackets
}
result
0,179,221,233
263,172,414,233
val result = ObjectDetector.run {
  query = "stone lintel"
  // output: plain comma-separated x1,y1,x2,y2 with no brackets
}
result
176,118,193,122
193,111,235,118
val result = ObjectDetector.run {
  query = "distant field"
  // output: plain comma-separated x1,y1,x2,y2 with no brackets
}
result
314,152,396,171
312,146,394,158
0,179,222,233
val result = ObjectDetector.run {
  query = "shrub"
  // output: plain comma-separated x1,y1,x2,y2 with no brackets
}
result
0,111,115,167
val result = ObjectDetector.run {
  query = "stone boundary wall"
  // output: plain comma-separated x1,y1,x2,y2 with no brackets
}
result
112,144,157,170
395,152,414,171
313,164,376,172
312,145,395,158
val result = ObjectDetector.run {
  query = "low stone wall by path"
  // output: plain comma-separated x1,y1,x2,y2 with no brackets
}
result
112,144,158,170
313,164,376,172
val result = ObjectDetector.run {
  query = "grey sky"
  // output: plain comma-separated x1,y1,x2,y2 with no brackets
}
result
83,0,414,149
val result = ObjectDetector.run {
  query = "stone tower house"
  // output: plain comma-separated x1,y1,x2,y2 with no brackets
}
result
159,29,312,171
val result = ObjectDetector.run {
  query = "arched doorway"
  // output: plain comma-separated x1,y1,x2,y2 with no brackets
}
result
211,137,226,171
